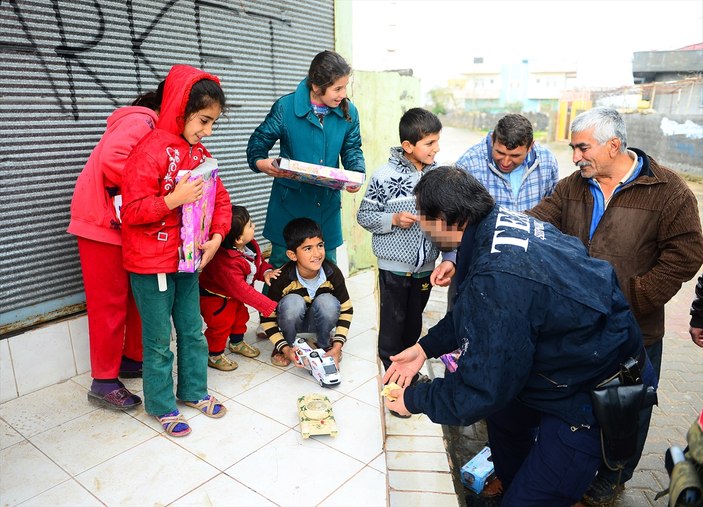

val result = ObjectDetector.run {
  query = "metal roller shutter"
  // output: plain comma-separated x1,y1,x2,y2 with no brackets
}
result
0,0,334,334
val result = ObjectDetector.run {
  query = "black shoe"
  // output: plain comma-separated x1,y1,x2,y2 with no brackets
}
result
118,356,143,378
389,410,411,419
581,475,625,506
410,373,431,386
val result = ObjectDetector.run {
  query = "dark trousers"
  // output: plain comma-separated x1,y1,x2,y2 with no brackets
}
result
378,269,432,370
595,339,663,485
487,400,602,506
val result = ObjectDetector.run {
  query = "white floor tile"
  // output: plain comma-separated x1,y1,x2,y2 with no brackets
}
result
390,491,458,507
331,354,379,395
385,435,446,453
389,470,455,493
343,328,378,362
385,412,444,437
0,339,17,403
347,376,382,408
234,372,344,428
171,473,276,506
345,269,376,300
368,452,387,473
206,354,284,399
386,451,450,472
0,381,95,438
75,436,218,506
17,478,102,507
0,417,24,450
225,430,364,507
173,399,288,471
320,466,387,507
68,316,90,376
321,397,383,463
9,323,77,396
29,408,157,475
0,440,70,506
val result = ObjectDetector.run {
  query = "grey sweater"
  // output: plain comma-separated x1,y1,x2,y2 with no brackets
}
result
357,147,446,273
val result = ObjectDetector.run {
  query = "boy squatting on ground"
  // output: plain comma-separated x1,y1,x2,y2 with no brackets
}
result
356,108,456,404
259,217,353,368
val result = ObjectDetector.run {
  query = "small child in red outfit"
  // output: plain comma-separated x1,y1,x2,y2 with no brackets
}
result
199,205,280,370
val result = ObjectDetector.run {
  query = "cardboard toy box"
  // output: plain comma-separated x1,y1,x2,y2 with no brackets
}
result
274,157,365,191
177,157,218,273
460,445,495,494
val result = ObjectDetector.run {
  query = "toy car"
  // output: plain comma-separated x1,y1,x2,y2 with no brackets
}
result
293,337,340,388
297,393,338,438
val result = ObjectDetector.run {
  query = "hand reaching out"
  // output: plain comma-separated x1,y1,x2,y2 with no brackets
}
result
431,260,456,287
264,268,281,286
382,343,427,388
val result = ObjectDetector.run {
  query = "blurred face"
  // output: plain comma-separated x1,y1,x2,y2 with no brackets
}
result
236,219,255,247
403,133,441,171
312,75,349,108
491,140,531,173
182,103,221,145
418,213,463,251
287,237,325,278
570,127,614,180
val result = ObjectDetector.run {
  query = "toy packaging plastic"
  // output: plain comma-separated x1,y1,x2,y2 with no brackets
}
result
297,393,338,438
273,157,365,191
461,446,495,494
177,157,218,272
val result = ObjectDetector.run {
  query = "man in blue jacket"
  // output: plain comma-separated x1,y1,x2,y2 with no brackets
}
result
383,167,655,505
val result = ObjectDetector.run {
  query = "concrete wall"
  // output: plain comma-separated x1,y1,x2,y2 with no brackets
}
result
624,113,703,178
343,71,422,274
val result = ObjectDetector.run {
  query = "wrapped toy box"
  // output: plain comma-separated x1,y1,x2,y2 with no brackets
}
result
177,157,218,273
460,446,495,494
274,157,365,191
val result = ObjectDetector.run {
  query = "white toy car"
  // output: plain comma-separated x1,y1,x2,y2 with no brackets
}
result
293,337,340,388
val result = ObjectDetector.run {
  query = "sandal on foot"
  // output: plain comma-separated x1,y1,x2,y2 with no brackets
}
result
87,385,142,411
256,324,267,340
271,351,291,367
208,353,238,371
156,410,191,437
229,340,260,358
184,395,227,418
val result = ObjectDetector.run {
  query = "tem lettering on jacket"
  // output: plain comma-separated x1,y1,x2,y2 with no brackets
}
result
490,208,545,254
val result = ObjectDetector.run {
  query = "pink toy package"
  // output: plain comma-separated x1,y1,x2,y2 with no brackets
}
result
273,157,365,191
177,157,219,273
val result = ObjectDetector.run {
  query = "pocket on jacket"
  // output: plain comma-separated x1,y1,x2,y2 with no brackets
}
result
138,229,168,256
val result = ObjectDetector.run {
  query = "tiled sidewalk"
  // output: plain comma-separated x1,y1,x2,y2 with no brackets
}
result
0,269,459,507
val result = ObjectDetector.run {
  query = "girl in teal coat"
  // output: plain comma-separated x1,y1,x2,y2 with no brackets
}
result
246,50,366,268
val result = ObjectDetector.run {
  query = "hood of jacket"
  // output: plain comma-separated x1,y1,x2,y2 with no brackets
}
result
157,64,221,136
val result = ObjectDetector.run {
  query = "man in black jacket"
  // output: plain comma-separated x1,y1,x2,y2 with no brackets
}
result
383,167,656,506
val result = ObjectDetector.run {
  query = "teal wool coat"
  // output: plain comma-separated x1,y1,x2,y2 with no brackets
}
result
246,79,365,249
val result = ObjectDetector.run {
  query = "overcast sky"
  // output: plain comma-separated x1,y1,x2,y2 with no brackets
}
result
350,0,703,97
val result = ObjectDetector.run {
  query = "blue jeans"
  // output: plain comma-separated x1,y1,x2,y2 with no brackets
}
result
487,400,602,506
129,272,209,416
276,293,340,349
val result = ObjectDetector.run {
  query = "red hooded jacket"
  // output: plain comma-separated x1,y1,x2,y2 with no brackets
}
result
67,106,157,245
121,65,231,274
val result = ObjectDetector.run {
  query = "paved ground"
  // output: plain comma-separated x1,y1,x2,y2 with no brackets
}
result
435,127,703,506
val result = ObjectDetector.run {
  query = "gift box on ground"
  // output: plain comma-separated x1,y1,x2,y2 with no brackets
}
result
461,445,495,494
177,157,218,273
274,157,365,191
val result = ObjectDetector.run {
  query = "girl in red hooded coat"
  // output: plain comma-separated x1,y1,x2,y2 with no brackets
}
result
121,64,231,437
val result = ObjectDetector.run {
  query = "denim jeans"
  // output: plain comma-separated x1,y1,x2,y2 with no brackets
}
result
129,272,209,416
276,292,340,348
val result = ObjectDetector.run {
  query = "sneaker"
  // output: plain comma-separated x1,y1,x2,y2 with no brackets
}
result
208,353,238,371
229,340,260,358
580,475,625,506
